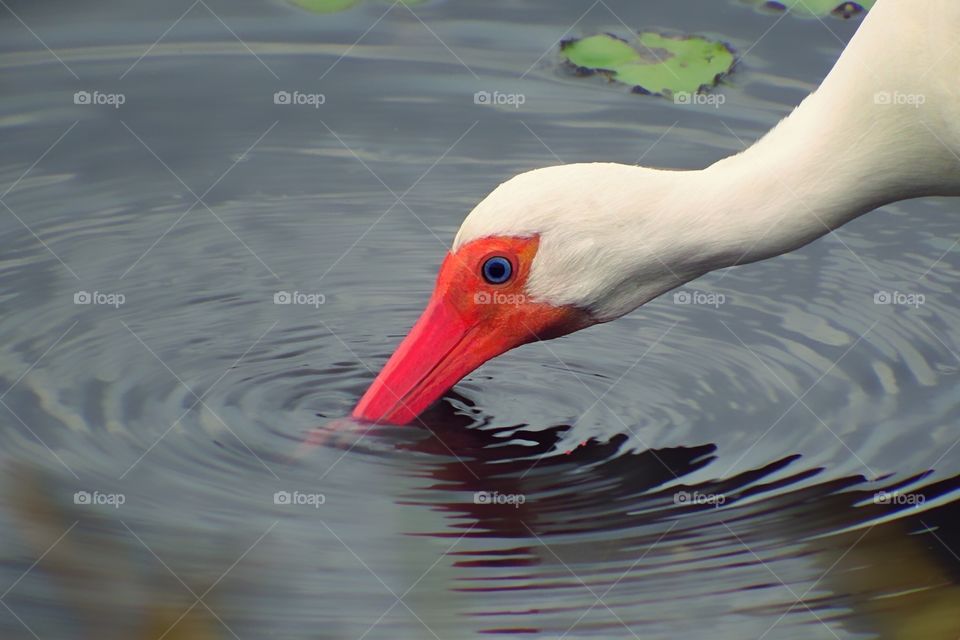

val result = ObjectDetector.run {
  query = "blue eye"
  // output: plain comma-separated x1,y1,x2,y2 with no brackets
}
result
482,256,513,284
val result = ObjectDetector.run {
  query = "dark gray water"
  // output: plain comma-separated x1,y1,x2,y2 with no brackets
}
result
1,0,959,638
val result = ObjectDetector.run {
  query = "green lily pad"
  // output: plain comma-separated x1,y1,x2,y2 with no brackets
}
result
560,32,735,95
291,0,424,13
739,0,874,18
291,0,360,13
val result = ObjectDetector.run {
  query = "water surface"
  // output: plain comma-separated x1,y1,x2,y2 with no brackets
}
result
1,0,959,638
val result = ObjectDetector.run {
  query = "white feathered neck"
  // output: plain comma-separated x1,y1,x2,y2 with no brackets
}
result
454,0,960,321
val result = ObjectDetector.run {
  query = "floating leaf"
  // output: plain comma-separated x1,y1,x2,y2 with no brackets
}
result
560,32,734,95
291,0,425,14
739,0,874,18
291,0,361,13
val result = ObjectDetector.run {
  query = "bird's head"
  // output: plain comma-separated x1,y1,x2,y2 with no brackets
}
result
353,162,711,424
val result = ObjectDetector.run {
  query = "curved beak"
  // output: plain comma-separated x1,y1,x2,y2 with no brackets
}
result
352,290,488,424
351,240,592,425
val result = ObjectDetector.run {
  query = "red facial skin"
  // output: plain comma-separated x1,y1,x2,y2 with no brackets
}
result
352,236,593,425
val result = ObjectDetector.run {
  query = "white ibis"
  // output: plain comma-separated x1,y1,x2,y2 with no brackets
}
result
353,0,960,425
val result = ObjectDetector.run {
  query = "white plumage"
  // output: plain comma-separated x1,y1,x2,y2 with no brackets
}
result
454,0,960,321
